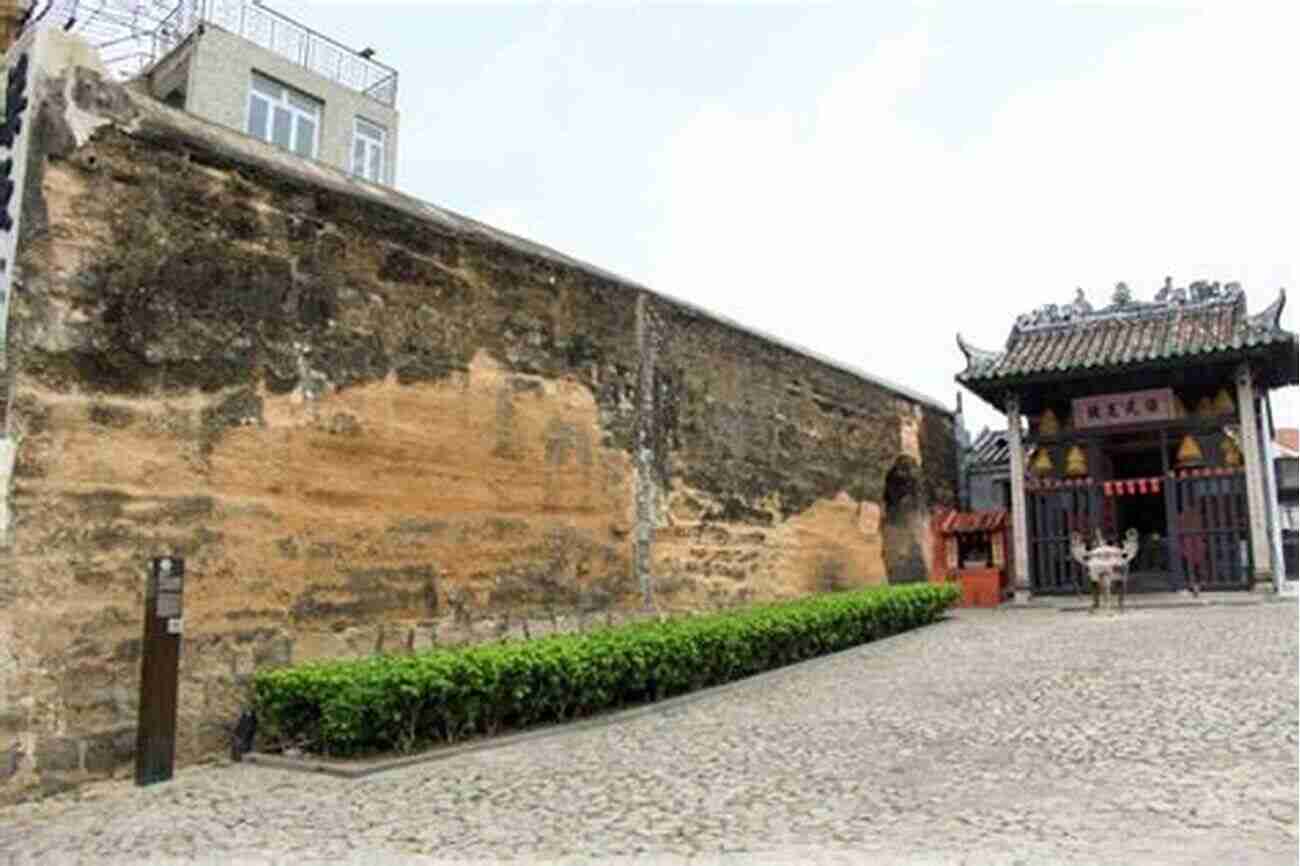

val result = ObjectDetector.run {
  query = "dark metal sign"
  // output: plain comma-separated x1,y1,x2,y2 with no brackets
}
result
135,556,185,786
0,47,31,354
0,51,31,231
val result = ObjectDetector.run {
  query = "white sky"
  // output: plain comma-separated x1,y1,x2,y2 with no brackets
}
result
276,0,1298,438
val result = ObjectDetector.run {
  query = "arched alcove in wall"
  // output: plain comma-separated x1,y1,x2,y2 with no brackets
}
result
882,455,929,583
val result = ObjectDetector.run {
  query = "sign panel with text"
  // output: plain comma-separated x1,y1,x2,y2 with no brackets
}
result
1072,388,1175,430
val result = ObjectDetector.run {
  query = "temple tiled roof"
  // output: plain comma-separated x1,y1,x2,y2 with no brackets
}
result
957,280,1297,390
968,427,1010,469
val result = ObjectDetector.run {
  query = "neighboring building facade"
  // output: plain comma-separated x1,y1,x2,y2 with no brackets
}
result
141,0,399,185
957,281,1298,597
965,427,1012,513
1277,429,1298,578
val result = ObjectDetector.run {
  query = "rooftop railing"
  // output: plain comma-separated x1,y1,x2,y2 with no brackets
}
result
154,0,398,107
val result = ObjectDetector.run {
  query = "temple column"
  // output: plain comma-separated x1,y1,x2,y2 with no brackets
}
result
1260,392,1290,594
1235,364,1275,591
1006,394,1032,603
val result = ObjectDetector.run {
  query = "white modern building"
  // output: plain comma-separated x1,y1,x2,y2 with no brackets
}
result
140,0,399,186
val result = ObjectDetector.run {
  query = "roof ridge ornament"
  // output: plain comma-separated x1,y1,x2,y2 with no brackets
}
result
1153,275,1186,304
1015,277,1249,333
956,333,1001,369
1185,279,1242,305
1014,287,1094,331
1111,281,1133,308
1245,288,1287,335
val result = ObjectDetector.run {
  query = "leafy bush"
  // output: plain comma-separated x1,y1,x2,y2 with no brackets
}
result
252,582,958,757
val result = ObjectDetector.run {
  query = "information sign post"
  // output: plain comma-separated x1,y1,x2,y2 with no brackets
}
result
135,556,185,786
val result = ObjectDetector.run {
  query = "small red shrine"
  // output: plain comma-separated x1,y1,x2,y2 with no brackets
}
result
936,509,1010,607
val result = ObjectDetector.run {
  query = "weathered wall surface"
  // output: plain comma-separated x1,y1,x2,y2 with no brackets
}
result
0,54,956,802
642,297,928,604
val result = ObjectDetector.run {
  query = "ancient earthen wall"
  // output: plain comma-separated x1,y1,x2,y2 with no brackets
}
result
0,51,956,801
642,297,938,603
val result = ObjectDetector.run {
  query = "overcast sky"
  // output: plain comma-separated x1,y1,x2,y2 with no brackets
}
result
274,0,1297,438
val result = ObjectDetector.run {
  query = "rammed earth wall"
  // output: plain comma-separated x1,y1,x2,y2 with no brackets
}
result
0,32,957,802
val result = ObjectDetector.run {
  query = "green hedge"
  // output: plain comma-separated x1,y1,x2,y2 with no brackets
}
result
252,582,958,757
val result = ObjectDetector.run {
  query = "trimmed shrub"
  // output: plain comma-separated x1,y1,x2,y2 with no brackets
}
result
252,582,958,757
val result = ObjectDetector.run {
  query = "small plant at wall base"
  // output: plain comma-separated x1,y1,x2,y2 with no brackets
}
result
251,583,959,758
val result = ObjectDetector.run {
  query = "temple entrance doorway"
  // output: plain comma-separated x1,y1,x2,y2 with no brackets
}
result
1104,437,1171,590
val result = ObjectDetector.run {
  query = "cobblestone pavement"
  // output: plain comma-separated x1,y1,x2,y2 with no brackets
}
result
3,602,1297,865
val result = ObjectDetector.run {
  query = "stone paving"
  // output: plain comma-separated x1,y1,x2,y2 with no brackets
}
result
1,602,1296,865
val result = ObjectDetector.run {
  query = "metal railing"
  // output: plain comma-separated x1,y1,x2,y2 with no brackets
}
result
153,0,397,107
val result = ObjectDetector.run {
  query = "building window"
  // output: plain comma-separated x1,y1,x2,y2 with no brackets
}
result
246,72,320,159
1282,504,1298,532
352,118,386,183
996,479,1012,510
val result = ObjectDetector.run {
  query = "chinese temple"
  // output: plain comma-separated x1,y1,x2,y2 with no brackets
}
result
956,279,1298,598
